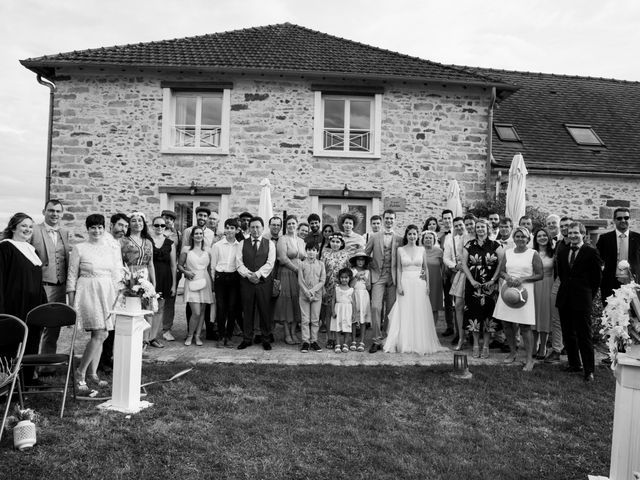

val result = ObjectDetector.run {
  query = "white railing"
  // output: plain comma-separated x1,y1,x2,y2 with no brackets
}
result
174,125,221,148
324,129,371,152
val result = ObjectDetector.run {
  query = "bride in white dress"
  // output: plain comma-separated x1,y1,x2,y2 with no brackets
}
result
384,225,447,355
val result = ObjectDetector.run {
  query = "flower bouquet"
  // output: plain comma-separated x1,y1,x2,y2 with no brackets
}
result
600,281,640,369
5,406,39,450
118,266,161,313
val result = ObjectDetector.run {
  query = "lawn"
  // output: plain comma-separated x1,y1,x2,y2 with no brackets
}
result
1,363,615,480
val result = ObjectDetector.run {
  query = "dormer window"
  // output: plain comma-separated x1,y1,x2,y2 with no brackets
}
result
494,123,521,142
565,124,605,147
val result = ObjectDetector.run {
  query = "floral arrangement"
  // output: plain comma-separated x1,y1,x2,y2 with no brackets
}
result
4,406,39,432
119,267,160,312
600,281,640,369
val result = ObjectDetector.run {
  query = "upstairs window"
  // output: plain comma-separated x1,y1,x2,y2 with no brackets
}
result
565,124,605,147
161,83,231,154
494,123,521,142
313,90,382,158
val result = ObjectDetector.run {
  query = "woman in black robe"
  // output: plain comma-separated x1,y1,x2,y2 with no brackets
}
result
0,213,47,382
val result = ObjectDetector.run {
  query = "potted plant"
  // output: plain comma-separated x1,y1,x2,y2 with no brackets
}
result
5,406,39,450
600,280,640,368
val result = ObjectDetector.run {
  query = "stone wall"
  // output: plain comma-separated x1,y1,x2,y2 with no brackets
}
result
50,68,492,236
524,175,640,229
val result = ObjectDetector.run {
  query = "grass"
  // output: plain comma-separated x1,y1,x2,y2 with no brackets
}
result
1,363,615,480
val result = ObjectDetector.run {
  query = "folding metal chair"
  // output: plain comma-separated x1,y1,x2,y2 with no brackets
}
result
20,303,78,418
0,314,28,442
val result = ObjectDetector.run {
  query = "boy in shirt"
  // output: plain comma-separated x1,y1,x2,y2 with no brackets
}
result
298,241,326,352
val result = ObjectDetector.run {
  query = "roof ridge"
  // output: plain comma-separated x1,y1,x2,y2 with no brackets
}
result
456,64,640,85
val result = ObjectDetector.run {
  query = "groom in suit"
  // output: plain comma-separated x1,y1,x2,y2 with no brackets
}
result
365,209,403,353
596,207,640,305
30,199,71,371
236,217,276,350
556,222,602,382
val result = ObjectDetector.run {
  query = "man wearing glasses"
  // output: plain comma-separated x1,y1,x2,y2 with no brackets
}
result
596,207,640,306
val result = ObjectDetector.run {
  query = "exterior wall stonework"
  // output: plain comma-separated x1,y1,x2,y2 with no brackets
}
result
50,69,491,236
525,175,640,229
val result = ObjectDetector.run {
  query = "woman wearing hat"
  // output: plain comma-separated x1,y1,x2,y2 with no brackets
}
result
338,212,365,256
321,232,349,350
492,226,543,371
349,250,371,351
461,218,503,359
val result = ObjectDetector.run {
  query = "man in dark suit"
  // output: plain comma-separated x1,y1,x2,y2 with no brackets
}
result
30,199,71,372
556,222,602,382
236,217,276,350
596,207,640,305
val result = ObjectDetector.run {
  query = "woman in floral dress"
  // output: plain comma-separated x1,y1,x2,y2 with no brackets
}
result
461,218,503,359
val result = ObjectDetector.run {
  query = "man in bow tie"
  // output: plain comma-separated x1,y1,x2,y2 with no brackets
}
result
30,199,71,373
596,207,640,307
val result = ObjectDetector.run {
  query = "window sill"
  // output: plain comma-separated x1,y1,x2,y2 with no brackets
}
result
312,151,380,160
161,147,229,155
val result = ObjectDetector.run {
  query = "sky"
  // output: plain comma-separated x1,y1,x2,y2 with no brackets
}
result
1,0,639,227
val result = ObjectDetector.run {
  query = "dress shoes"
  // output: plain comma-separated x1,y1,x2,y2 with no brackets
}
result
564,365,583,373
369,343,380,353
544,351,561,364
254,335,263,345
584,373,595,383
442,328,454,337
237,340,252,350
262,341,272,351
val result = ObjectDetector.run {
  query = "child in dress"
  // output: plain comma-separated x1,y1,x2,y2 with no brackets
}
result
322,232,348,350
298,241,326,353
349,251,371,352
331,267,355,353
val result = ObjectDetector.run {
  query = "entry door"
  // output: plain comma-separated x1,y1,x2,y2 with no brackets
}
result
169,195,220,233
319,198,372,235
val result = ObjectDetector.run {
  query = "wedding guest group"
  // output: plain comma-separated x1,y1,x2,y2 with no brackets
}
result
5,197,637,385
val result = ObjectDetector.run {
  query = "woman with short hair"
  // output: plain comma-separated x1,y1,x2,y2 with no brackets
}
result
68,214,124,392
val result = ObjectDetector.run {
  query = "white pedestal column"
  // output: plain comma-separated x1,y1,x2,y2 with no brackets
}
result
98,308,153,414
609,351,640,480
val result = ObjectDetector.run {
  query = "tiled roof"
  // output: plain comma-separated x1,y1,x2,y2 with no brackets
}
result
468,67,640,175
21,23,511,89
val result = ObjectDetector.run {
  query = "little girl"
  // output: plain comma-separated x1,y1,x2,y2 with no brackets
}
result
331,267,355,353
322,232,348,350
349,251,371,352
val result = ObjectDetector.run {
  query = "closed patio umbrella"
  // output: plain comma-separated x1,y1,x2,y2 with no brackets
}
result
258,178,273,221
504,153,528,224
445,180,463,218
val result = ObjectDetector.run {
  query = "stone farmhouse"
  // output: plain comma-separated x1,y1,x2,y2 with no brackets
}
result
20,23,640,236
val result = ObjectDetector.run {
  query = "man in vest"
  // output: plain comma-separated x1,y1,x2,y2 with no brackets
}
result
236,217,276,350
30,199,71,374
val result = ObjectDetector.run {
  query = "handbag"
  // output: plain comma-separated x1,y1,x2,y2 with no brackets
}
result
189,277,206,291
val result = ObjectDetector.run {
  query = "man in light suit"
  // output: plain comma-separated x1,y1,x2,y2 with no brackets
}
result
30,199,71,370
365,209,403,353
556,222,602,382
596,207,640,306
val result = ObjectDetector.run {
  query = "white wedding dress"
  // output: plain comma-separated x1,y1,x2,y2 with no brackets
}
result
384,247,447,355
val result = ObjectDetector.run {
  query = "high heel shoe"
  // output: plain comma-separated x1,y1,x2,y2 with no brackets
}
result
472,346,480,358
481,346,489,359
184,335,193,346
454,338,465,351
194,336,203,346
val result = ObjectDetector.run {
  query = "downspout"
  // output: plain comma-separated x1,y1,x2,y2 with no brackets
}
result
36,75,56,201
485,87,496,200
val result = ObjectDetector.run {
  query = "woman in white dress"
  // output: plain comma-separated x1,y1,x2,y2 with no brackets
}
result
67,214,124,392
493,226,543,371
384,225,446,355
178,226,213,346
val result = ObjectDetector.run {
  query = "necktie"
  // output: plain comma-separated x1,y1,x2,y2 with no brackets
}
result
569,246,578,269
253,239,259,252
47,228,58,246
618,233,628,262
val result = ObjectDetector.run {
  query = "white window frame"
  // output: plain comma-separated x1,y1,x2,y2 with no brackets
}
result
161,88,231,154
313,92,382,159
310,196,382,234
